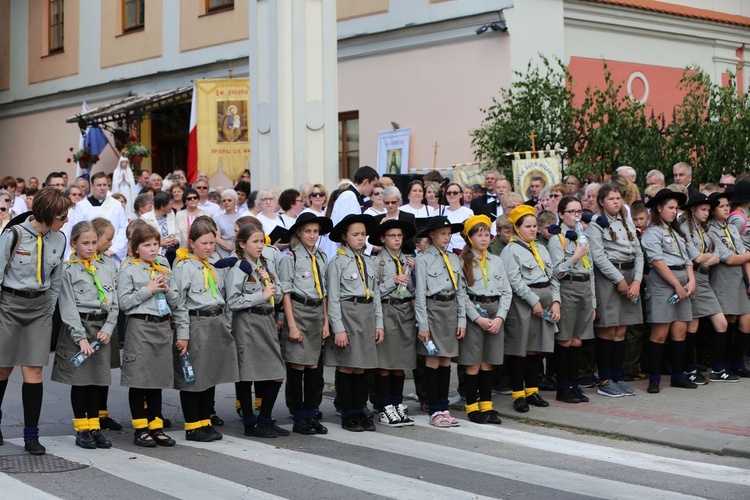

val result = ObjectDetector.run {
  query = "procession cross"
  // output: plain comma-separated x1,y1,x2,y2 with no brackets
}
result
433,142,440,169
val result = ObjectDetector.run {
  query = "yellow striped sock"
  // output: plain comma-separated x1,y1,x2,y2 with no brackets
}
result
148,417,164,430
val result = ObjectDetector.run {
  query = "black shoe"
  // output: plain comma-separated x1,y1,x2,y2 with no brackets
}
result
468,410,490,424
513,397,529,413
25,438,46,455
186,427,214,442
150,429,176,446
309,419,328,434
360,415,376,432
292,419,316,435
538,375,556,391
315,410,324,420
556,388,582,404
647,382,660,394
205,426,223,441
671,378,698,389
245,423,277,438
342,417,364,432
526,393,549,407
577,375,598,388
75,431,96,449
99,416,123,431
89,430,112,449
270,424,290,437
730,366,750,378
484,410,502,425
133,429,156,447
210,414,224,426
572,387,590,402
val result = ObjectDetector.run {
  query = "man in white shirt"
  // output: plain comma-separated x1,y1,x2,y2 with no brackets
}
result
193,178,221,217
135,169,151,194
70,172,129,264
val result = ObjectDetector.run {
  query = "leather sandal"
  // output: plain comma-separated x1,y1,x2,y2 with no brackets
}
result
133,429,156,448
150,429,176,446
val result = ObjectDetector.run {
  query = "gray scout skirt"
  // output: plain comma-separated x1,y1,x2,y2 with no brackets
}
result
646,269,692,323
556,279,595,342
377,300,417,370
505,286,555,356
0,292,53,367
325,299,378,369
51,318,111,386
457,299,504,365
594,268,643,327
173,315,239,392
690,269,722,318
416,296,459,357
120,317,174,389
109,326,121,369
282,301,325,366
233,309,286,381
710,263,750,316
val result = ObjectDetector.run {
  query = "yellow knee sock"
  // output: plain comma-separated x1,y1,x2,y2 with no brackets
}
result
184,421,203,431
479,401,493,412
465,402,480,413
511,390,526,401
524,387,539,397
148,417,164,431
98,410,109,418
132,418,149,431
73,418,89,433
88,418,101,431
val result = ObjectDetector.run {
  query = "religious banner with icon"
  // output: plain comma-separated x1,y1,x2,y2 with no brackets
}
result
377,128,411,175
511,152,562,201
192,78,250,180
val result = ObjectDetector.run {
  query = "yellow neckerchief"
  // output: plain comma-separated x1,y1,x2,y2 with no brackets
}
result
298,244,323,299
695,224,707,253
470,247,489,290
383,248,403,276
560,223,592,270
721,222,737,251
665,225,684,259
175,248,218,299
338,247,371,300
510,231,546,271
68,252,108,305
248,257,275,308
36,233,43,284
130,257,171,277
432,244,458,291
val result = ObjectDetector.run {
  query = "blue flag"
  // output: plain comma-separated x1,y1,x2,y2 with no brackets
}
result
83,126,108,156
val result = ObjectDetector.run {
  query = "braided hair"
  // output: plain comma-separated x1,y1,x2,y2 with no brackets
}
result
597,183,636,242
235,224,276,283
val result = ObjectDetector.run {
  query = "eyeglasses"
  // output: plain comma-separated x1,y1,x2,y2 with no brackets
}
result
294,199,304,204
372,191,382,196
384,233,403,239
564,209,583,215
0,207,6,212
185,196,199,201
195,185,208,190
384,200,399,205
1,198,11,204
310,192,325,198
0,185,6,189
719,183,734,188
70,192,82,198
549,193,562,198
260,197,274,203
445,191,461,196
55,213,68,222
221,198,235,203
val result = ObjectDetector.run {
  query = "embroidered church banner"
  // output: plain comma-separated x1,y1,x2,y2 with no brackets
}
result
511,154,562,201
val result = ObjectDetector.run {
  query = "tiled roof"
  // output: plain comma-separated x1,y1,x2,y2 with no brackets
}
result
584,0,750,27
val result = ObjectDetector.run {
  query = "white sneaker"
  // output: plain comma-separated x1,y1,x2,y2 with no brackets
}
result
395,404,415,426
377,405,404,427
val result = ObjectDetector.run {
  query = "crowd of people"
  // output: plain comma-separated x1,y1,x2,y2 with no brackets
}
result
0,158,748,456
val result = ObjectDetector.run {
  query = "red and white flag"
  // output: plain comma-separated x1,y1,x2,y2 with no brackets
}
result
187,84,198,184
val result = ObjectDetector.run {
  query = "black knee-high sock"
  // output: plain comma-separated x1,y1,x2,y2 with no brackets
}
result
235,381,256,425
389,374,406,406
352,373,367,411
70,386,88,419
568,346,583,388
303,367,319,412
611,340,626,382
726,323,737,363
99,386,109,411
375,374,390,410
199,387,215,421
129,388,148,421
180,391,201,424
258,380,282,420
648,341,666,383
85,386,99,420
509,356,526,392
423,367,439,413
464,372,479,406
671,340,687,379
286,367,304,418
144,389,162,423
596,338,613,381
731,330,750,368
554,344,570,388
437,365,451,410
478,370,493,404
22,382,43,429
0,378,8,408
336,371,355,420
711,331,727,371
525,355,540,389
685,331,698,371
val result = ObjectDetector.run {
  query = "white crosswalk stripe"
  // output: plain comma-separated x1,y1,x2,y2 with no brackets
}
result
0,471,59,499
7,437,283,500
409,415,750,487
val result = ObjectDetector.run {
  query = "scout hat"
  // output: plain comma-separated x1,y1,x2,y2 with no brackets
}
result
462,214,492,237
731,180,750,205
368,218,416,247
287,211,333,237
645,188,687,209
507,205,536,226
708,190,732,204
329,213,375,243
680,192,719,211
416,215,464,238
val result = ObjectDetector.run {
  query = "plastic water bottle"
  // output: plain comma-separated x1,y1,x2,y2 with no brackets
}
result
575,219,588,246
155,291,170,316
422,339,439,356
396,262,413,296
668,293,680,305
70,339,102,367
475,303,489,318
181,353,196,383
542,309,558,324
631,296,640,304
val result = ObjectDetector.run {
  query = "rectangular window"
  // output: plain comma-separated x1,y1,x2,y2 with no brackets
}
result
339,111,360,180
49,0,64,53
206,0,234,13
123,0,145,32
